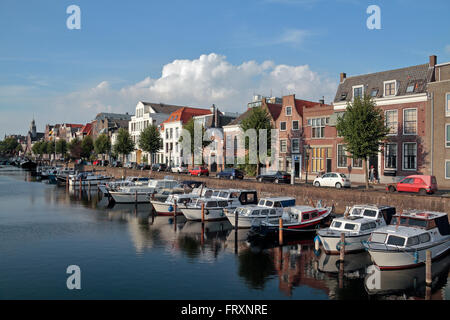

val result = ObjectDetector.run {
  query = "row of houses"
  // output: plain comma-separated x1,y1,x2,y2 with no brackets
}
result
15,54,450,187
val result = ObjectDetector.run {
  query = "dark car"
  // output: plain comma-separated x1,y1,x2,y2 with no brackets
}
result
256,171,291,184
151,163,168,172
217,168,244,180
112,161,122,167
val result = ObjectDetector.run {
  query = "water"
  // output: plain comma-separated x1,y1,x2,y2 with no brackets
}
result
0,167,449,300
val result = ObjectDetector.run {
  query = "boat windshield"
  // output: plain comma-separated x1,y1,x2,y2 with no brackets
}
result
148,180,159,187
265,201,273,207
350,208,363,216
363,209,378,218
258,200,266,206
344,223,358,231
386,235,406,247
218,191,229,198
206,201,218,208
212,191,220,197
370,232,387,243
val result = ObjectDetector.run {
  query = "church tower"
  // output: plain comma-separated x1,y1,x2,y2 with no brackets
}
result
30,119,37,139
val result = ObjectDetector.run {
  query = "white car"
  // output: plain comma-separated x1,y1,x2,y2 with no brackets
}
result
313,172,351,189
171,165,188,174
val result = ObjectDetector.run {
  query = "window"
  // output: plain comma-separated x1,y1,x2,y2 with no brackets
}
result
403,109,417,135
419,233,431,243
337,144,347,168
251,210,260,216
352,157,363,168
311,118,325,138
447,93,450,117
446,161,450,179
446,124,450,147
280,140,287,153
406,84,415,93
286,106,292,116
385,143,397,169
311,147,325,172
280,122,287,131
385,110,398,135
371,89,378,97
363,209,377,218
406,236,420,247
292,139,300,153
403,143,417,170
333,221,342,228
344,223,357,230
371,233,387,243
353,85,363,100
387,235,405,246
292,120,299,130
303,213,310,221
384,81,396,96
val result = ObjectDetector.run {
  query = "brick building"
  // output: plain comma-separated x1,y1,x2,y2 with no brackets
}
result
332,57,435,183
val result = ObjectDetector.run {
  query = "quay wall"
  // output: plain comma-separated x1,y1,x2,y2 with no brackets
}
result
84,166,450,219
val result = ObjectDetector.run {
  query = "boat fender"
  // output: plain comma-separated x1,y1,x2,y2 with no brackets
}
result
205,210,209,216
414,251,419,264
336,240,349,252
168,205,174,212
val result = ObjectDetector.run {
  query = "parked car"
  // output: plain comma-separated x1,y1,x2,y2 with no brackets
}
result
151,163,168,172
171,164,189,174
217,168,244,180
189,166,209,176
256,171,291,184
386,175,437,195
313,172,351,189
93,160,101,166
112,161,122,167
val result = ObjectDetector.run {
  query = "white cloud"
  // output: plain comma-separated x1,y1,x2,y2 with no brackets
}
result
56,53,337,118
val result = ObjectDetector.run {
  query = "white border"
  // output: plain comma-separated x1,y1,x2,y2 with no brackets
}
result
402,142,417,171
383,80,397,97
385,109,398,136
403,108,417,135
384,142,398,170
337,144,347,168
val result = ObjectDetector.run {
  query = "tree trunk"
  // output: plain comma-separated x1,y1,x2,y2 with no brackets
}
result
364,158,369,190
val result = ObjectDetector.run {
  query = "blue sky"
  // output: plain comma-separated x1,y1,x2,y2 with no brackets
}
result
1,0,450,138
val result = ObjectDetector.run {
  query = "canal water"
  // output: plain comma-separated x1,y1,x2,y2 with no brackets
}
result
0,167,449,300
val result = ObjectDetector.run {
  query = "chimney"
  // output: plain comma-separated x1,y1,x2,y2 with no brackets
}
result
340,73,346,83
429,55,437,68
319,97,325,105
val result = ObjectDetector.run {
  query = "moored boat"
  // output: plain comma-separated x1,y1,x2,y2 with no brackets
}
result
68,172,112,186
317,204,396,254
363,210,450,270
224,196,296,228
109,178,180,204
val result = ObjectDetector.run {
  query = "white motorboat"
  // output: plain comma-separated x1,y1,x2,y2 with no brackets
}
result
224,197,296,228
98,177,150,195
363,210,450,270
181,189,258,221
150,188,214,216
317,204,396,254
68,172,113,186
109,178,180,204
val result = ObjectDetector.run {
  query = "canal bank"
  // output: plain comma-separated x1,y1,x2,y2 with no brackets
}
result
83,165,450,219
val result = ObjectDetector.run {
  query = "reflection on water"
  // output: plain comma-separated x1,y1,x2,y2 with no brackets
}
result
0,167,448,300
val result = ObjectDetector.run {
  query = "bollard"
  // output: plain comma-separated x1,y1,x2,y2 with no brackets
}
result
135,190,138,204
174,200,178,219
79,177,82,192
279,218,283,245
201,203,205,223
426,250,432,286
339,233,345,262
201,222,205,246
234,210,239,230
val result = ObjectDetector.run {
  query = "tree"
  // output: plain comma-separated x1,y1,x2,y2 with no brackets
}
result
179,119,211,166
38,141,48,158
46,140,55,156
112,128,134,164
138,125,162,165
68,138,82,160
240,107,272,175
56,140,68,158
32,141,42,158
80,136,94,159
336,94,390,190
0,137,19,155
94,134,111,161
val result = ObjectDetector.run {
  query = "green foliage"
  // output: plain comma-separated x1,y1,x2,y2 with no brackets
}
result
32,141,43,156
46,140,55,155
0,137,19,155
68,138,82,159
336,94,390,189
239,107,272,174
139,125,162,155
94,134,111,155
56,140,68,156
237,155,257,177
113,128,134,160
80,136,94,159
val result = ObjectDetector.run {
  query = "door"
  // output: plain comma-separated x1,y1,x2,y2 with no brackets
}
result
326,159,332,173
397,178,413,192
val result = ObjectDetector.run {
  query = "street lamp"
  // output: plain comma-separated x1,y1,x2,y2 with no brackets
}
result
304,145,311,184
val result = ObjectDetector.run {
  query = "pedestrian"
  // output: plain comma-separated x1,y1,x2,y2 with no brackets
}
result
374,167,380,184
369,165,374,183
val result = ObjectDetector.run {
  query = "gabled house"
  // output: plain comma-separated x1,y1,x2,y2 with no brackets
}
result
332,56,436,183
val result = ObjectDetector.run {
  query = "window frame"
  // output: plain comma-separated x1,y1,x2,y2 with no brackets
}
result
445,160,450,180
280,139,288,153
337,144,348,168
352,157,363,168
403,108,418,135
292,120,299,131
384,143,398,170
402,142,417,171
384,80,397,97
385,109,398,136
352,85,364,100
446,93,450,117
280,121,287,131
291,138,300,153
285,106,292,116
446,124,450,148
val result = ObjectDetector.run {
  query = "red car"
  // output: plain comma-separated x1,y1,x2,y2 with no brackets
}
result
387,175,438,195
189,166,209,176
93,160,101,166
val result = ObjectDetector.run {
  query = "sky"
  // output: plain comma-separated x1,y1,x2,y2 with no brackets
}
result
1,0,450,138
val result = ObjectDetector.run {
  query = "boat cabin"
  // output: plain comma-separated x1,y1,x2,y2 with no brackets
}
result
148,179,179,189
349,204,396,224
285,206,328,223
391,211,450,233
257,197,296,208
234,206,278,218
210,189,258,206
330,216,378,233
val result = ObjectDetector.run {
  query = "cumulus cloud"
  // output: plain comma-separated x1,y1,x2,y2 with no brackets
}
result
55,53,337,121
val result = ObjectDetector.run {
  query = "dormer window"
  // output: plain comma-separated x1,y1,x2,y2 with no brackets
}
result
353,85,364,100
286,106,292,116
340,93,347,101
370,89,378,97
406,83,415,93
384,80,397,97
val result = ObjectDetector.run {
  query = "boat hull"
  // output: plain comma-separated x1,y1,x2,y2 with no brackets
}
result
150,201,184,216
366,239,450,270
181,207,227,221
225,211,281,228
69,178,111,186
318,232,370,255
109,192,153,204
